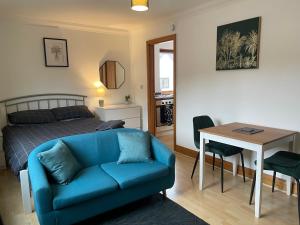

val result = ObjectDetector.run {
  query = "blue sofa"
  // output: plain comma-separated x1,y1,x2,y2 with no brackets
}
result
28,128,175,225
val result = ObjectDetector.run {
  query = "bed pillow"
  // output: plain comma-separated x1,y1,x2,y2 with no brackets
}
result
8,109,56,124
117,131,151,164
51,105,94,121
37,140,82,185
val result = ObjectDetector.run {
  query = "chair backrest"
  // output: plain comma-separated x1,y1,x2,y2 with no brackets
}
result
193,115,215,148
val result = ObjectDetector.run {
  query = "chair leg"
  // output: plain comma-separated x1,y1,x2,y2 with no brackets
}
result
272,171,276,192
213,153,215,171
297,180,300,225
249,171,256,205
220,155,224,193
191,152,200,179
240,152,246,183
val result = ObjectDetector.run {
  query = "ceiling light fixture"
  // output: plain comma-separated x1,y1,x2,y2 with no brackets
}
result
131,0,149,12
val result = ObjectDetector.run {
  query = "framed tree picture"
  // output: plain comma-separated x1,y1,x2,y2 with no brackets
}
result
216,17,261,70
43,38,69,67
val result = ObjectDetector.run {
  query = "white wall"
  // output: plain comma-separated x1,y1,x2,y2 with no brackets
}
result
130,0,300,169
0,21,131,111
130,24,175,129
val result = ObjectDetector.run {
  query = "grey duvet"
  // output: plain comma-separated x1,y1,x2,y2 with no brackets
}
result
2,118,124,176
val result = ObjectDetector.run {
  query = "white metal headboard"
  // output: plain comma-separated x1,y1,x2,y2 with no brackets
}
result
0,93,87,128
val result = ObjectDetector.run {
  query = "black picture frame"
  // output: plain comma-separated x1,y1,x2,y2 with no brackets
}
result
216,17,261,71
43,38,69,67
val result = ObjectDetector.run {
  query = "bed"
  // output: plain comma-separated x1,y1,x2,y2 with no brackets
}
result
0,93,124,213
3,118,105,176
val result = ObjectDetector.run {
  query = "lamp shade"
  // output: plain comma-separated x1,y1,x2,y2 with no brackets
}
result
131,0,149,12
94,81,106,97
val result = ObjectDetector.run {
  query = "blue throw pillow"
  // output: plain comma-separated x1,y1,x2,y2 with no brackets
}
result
117,131,151,164
37,140,82,185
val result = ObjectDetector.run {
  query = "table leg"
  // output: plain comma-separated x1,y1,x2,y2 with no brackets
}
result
255,148,264,218
287,134,296,195
232,155,239,176
199,133,205,190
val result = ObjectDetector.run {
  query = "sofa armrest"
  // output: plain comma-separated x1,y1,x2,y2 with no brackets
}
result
150,136,175,168
28,141,55,213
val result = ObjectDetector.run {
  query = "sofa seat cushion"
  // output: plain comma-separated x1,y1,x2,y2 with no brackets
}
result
52,166,119,210
101,161,169,189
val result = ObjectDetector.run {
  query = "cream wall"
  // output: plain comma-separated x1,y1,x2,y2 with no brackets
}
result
130,24,175,130
0,21,131,111
130,0,300,169
1,0,300,169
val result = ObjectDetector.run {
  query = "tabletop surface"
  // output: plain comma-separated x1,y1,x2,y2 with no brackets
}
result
200,122,297,145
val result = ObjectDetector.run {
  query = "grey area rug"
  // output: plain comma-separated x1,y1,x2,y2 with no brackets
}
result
77,194,209,225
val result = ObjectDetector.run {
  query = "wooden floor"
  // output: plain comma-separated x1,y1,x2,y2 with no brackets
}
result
0,134,298,225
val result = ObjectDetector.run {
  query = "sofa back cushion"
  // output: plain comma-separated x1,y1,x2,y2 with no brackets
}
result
93,129,147,165
94,129,122,164
35,128,145,168
59,133,100,168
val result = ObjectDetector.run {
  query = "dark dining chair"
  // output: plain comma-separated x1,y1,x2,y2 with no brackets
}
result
249,151,300,223
191,115,246,192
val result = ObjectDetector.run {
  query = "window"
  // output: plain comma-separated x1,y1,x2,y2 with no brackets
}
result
160,78,169,89
159,51,173,91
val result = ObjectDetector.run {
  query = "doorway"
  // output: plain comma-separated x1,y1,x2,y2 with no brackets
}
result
146,34,176,149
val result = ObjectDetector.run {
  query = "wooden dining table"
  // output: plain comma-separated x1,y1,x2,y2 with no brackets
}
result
199,122,297,218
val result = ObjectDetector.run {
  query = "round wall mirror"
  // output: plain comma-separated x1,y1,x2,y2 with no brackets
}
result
99,61,125,89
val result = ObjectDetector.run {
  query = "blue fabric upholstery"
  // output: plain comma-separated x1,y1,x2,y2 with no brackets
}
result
51,174,174,225
28,128,175,225
117,131,151,164
150,136,175,168
52,166,118,210
38,140,82,185
28,141,55,214
101,161,169,189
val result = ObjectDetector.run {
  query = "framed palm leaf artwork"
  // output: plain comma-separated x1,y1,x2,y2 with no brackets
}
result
216,17,261,70
43,38,69,67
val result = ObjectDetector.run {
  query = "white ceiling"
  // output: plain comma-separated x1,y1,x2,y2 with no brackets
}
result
0,0,229,30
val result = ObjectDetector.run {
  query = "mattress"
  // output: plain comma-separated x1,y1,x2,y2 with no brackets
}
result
2,118,105,176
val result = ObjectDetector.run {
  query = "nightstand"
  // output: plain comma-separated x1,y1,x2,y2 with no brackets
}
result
0,131,6,169
95,104,141,129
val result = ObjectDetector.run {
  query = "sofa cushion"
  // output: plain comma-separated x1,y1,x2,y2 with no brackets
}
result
52,166,118,210
101,161,169,189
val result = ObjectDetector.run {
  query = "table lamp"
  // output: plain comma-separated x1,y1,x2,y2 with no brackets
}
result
94,81,106,107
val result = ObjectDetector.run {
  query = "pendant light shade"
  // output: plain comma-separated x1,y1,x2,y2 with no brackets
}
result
131,0,149,12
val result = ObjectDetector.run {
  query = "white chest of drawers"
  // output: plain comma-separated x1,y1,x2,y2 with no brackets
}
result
95,104,141,129
0,131,6,169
